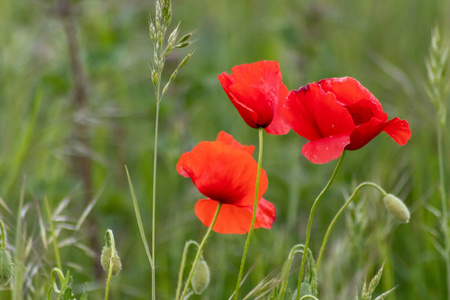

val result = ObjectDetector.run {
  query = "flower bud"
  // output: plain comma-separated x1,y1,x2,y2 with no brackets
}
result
383,194,410,223
0,248,14,286
191,258,210,295
101,246,122,275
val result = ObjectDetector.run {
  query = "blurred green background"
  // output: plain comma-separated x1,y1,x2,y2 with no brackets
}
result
0,0,449,299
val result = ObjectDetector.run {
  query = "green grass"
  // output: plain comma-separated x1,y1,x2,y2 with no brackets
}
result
0,0,449,299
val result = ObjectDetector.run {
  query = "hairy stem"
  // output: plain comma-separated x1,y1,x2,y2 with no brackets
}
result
233,127,264,300
179,203,222,300
295,153,345,300
316,182,387,270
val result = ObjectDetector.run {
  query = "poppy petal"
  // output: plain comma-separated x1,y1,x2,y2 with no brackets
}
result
318,77,383,111
218,71,259,128
346,118,387,150
176,138,268,206
284,83,355,141
383,117,411,146
302,134,351,164
195,198,276,234
218,61,284,129
344,99,388,125
265,84,290,135
216,131,255,155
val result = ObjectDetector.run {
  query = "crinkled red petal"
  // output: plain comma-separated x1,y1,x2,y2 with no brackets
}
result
302,134,351,164
194,198,276,234
265,84,290,135
284,83,355,141
216,131,254,155
383,117,411,146
176,137,268,206
318,77,383,111
344,98,387,125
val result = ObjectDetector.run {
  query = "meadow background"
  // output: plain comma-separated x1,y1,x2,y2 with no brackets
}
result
0,0,449,299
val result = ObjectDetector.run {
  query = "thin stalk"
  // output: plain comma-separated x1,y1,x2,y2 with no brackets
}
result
51,267,66,294
295,152,345,300
151,98,161,300
175,240,200,300
125,166,153,268
179,203,222,300
44,196,62,270
233,127,264,300
104,230,117,300
0,219,5,249
316,182,387,270
12,176,26,300
437,123,450,299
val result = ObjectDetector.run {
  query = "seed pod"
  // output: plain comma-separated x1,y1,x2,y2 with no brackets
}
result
383,194,410,223
191,258,210,295
0,249,13,286
101,246,122,275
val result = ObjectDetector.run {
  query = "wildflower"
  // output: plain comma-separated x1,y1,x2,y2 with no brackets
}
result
283,77,411,164
177,131,276,234
218,61,290,135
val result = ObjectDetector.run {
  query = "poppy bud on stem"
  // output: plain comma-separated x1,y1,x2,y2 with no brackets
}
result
316,182,410,273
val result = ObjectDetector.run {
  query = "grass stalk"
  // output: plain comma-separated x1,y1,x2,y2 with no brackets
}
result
125,166,153,269
295,152,345,300
233,127,264,300
44,196,62,270
179,203,222,300
12,177,26,300
426,26,449,299
104,230,117,300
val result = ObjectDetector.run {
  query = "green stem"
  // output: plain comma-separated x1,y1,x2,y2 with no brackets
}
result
233,127,264,300
44,196,62,270
179,203,222,300
316,182,387,270
151,98,160,300
0,219,5,249
295,152,345,300
125,166,153,269
51,267,66,294
104,230,116,300
175,240,200,300
437,123,450,300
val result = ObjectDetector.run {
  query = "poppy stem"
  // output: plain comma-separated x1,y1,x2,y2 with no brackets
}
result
295,152,345,300
179,203,222,300
316,182,387,271
233,127,264,300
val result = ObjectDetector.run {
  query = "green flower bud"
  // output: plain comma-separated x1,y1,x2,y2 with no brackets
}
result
0,248,14,286
383,194,410,223
191,258,210,295
101,246,122,275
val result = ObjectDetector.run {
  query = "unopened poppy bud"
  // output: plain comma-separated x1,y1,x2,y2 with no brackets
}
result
191,258,210,295
383,194,410,223
101,246,122,275
0,248,14,286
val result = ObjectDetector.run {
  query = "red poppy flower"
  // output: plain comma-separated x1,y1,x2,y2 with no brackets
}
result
218,61,290,135
283,77,411,164
176,131,276,234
